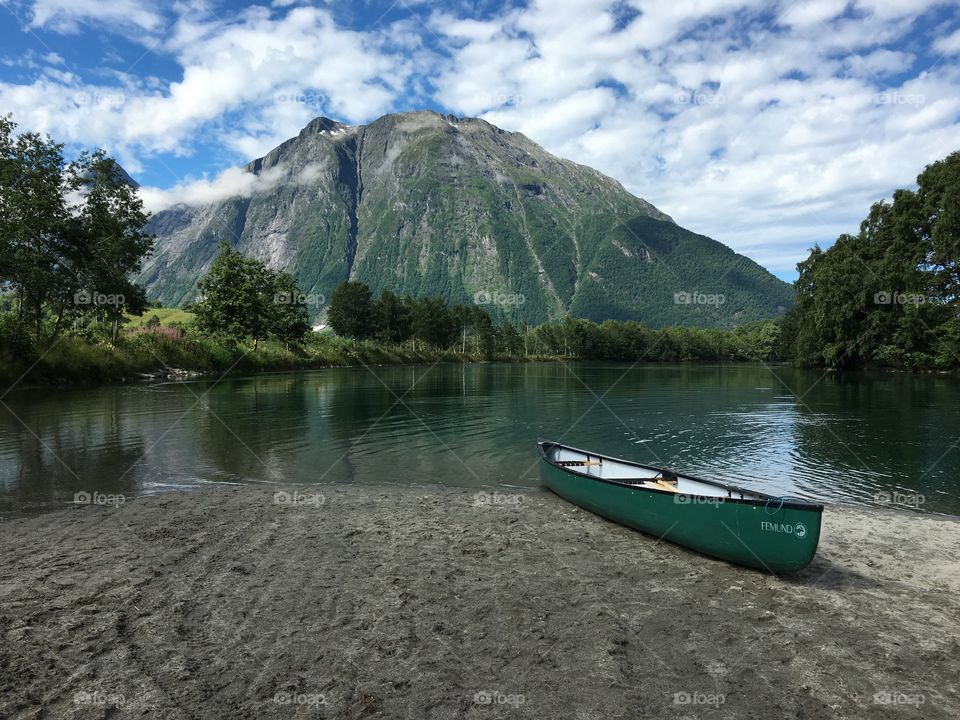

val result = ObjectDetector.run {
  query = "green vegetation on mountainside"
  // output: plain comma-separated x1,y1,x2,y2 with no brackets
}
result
139,111,792,329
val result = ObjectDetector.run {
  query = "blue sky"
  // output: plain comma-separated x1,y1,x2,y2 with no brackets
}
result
1,0,959,280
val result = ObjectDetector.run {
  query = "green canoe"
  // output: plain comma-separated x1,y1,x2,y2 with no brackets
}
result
538,440,823,572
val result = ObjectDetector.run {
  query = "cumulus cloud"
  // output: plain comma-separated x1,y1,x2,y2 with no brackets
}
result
138,164,289,213
137,159,332,213
934,27,960,56
29,0,165,33
0,4,416,162
778,0,847,29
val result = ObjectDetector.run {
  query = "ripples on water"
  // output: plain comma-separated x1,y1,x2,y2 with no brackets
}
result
1,363,958,516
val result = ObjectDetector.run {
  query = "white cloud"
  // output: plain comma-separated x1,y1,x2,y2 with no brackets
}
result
138,164,289,213
29,0,165,33
618,0,767,49
933,27,960,56
845,49,915,77
0,4,416,164
121,6,405,151
853,0,943,21
778,0,848,29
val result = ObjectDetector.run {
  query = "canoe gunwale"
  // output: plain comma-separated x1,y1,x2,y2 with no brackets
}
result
537,439,824,513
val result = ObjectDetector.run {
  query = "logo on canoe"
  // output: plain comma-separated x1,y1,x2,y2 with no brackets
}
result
761,521,808,538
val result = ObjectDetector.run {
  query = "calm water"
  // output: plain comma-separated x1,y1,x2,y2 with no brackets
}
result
1,363,959,517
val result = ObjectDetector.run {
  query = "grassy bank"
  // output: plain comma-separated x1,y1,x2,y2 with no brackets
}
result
0,329,538,388
0,306,530,387
1,304,800,389
123,307,196,329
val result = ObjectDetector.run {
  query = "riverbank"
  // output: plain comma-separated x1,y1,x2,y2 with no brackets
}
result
0,331,540,389
0,313,806,390
1,484,957,719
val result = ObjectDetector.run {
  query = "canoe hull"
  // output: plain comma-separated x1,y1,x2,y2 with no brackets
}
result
539,456,822,572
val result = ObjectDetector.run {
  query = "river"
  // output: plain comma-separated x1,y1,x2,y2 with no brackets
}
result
1,363,958,516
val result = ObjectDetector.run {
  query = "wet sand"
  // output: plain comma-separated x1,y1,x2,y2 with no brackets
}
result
1,484,958,719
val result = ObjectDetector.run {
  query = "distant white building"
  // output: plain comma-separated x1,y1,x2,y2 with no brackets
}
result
312,323,327,333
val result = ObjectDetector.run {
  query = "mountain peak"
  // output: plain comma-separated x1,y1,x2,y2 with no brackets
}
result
300,116,354,137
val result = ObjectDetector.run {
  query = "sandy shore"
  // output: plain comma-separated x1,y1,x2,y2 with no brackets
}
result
1,484,958,719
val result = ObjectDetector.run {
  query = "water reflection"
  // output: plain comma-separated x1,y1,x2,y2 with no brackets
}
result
195,375,313,483
1,363,958,517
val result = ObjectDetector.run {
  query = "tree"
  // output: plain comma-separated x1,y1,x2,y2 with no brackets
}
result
495,321,523,356
917,151,960,303
409,296,456,349
915,152,960,366
327,281,379,341
451,304,471,353
68,151,153,341
374,288,412,343
784,149,960,369
450,304,495,354
0,117,153,344
535,321,570,356
194,243,310,348
0,116,72,342
270,269,311,345
470,306,496,357
194,241,273,348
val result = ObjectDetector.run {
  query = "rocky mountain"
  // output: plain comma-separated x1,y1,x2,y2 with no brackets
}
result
139,111,792,327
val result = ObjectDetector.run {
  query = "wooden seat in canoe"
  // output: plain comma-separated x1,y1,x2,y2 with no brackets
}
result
556,460,603,467
640,479,681,493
